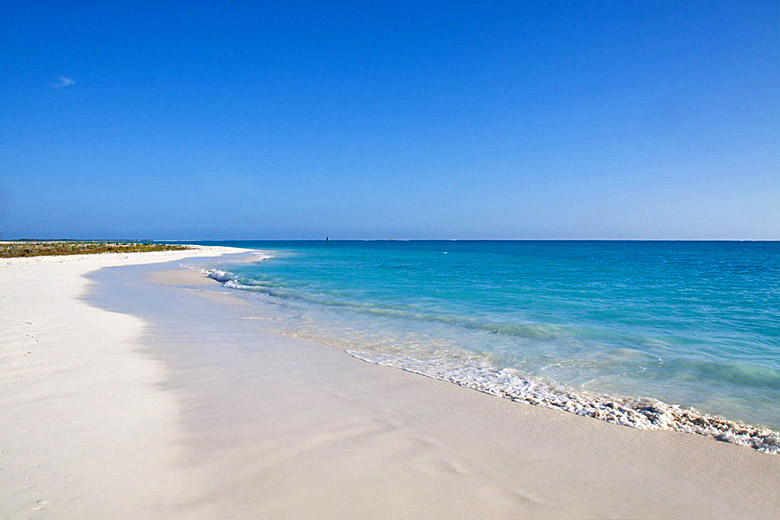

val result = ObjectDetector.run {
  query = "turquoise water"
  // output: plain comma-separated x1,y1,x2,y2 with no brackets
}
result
193,240,780,447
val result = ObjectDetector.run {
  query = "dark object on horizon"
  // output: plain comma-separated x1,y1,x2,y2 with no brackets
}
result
326,236,329,242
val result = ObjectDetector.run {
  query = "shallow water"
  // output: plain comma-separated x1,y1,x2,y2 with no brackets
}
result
190,241,780,449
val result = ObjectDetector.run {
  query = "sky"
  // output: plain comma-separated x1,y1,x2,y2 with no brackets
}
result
1,1,779,240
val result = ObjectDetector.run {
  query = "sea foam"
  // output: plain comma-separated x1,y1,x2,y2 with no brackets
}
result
202,268,234,283
345,349,780,454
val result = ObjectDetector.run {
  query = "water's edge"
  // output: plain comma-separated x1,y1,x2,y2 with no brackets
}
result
201,265,780,454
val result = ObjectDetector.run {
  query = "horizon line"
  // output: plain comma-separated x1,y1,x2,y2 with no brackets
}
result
4,237,780,243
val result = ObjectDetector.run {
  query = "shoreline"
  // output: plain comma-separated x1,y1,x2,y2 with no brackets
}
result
2,249,780,518
202,261,780,454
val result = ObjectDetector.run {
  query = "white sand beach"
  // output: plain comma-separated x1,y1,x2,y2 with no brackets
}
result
2,247,779,519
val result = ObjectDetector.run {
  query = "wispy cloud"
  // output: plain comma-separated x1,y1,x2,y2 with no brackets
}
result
52,76,75,88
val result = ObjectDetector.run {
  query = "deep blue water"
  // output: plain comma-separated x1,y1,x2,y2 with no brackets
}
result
189,240,780,431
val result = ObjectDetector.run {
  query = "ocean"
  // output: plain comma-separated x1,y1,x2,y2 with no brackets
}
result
191,240,780,452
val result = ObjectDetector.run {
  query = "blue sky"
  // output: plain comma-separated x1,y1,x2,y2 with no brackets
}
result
1,1,778,239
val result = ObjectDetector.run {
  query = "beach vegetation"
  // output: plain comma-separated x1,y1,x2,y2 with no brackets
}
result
0,241,189,258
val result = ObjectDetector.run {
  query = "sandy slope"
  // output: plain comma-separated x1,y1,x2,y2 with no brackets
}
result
0,247,245,520
1,248,779,519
